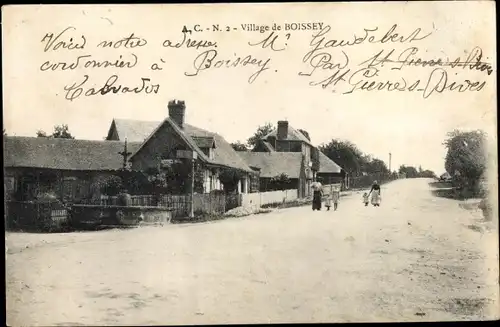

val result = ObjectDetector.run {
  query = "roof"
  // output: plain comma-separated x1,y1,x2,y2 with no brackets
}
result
237,152,303,178
4,136,142,171
239,151,343,177
258,140,275,152
192,136,216,148
112,118,254,173
110,119,160,142
318,152,342,174
263,125,314,146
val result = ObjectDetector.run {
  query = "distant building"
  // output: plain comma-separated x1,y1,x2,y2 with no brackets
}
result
239,120,346,197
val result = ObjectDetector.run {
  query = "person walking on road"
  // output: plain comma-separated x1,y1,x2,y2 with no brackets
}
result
368,180,381,207
311,177,323,211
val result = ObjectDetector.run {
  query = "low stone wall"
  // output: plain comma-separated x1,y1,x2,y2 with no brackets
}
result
242,189,298,209
140,207,172,224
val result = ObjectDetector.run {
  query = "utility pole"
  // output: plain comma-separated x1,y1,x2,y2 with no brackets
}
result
389,152,392,172
177,150,197,219
190,157,195,219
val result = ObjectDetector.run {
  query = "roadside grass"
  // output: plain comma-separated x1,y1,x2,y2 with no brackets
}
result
429,181,458,199
428,180,494,225
429,181,454,189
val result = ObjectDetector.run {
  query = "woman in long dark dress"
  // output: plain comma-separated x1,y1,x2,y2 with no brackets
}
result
311,178,323,211
368,180,381,207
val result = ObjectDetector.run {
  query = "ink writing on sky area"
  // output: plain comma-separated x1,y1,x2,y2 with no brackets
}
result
36,22,494,101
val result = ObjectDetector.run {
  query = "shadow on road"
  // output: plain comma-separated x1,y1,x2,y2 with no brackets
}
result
5,224,137,235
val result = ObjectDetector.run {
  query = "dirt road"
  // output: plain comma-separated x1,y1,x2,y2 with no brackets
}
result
6,178,499,325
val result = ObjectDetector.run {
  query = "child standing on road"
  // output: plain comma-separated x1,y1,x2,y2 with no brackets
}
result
332,187,340,211
325,192,332,211
362,192,369,206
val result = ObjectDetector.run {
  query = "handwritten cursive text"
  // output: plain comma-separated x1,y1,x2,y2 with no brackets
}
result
163,32,217,49
359,46,493,76
185,49,271,84
63,75,160,101
40,53,138,71
41,27,86,52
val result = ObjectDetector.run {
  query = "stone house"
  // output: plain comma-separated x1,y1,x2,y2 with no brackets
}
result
239,120,346,197
3,136,142,203
105,100,257,194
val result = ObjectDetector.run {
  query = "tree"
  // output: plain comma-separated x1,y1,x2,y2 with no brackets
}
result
53,124,75,139
399,165,419,178
247,123,274,148
319,139,366,176
418,169,436,178
231,141,248,152
144,167,169,203
36,130,48,137
298,129,311,141
93,175,123,196
364,158,390,175
391,171,399,179
36,124,75,139
270,173,291,191
219,168,245,193
444,129,487,194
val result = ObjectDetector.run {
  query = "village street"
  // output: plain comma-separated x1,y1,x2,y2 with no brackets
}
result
5,178,499,325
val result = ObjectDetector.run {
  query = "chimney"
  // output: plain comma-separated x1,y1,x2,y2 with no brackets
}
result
168,100,186,128
277,120,288,140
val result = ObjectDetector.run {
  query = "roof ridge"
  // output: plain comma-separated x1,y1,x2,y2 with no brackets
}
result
4,136,143,171
4,136,140,144
129,117,211,164
113,118,162,123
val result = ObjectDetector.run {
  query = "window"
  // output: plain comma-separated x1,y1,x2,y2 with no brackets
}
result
62,177,77,202
200,147,215,160
290,142,302,152
4,176,16,193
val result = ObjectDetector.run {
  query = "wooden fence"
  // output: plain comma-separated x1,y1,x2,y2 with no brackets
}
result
89,193,240,219
6,200,69,231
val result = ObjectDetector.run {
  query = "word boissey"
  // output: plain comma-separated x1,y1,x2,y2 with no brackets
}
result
284,22,325,31
40,54,138,71
185,49,271,84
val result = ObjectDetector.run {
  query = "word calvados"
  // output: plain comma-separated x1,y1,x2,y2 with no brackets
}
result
63,75,160,101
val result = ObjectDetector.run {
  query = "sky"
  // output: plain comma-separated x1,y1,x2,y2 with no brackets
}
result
2,3,497,175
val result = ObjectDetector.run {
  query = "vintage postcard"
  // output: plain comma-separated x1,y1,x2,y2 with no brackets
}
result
3,2,498,325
